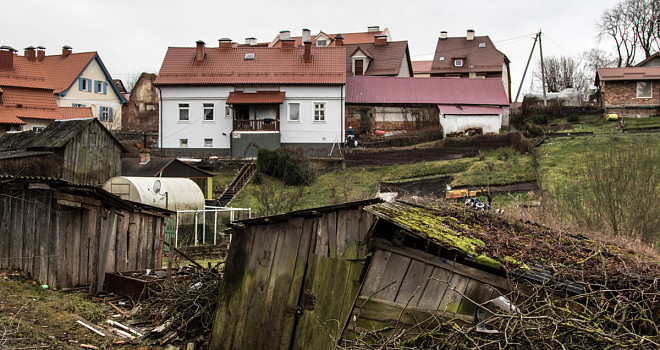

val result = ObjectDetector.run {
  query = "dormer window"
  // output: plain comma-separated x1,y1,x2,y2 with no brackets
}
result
355,59,364,76
454,59,464,67
317,39,327,47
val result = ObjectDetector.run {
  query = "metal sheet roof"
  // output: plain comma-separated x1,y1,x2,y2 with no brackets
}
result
439,105,503,115
346,76,509,105
227,91,286,104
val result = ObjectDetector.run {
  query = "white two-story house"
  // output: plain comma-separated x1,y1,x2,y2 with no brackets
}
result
155,36,346,158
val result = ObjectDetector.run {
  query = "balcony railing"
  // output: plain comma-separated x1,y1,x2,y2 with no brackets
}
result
233,118,280,131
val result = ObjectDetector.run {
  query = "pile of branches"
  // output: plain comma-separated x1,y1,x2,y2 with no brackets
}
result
344,268,660,349
136,267,222,342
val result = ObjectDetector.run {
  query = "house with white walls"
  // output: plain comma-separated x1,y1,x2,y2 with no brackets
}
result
37,46,126,130
155,31,346,158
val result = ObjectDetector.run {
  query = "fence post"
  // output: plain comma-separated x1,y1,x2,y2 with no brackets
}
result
175,211,179,248
203,209,206,245
194,210,198,246
214,210,218,245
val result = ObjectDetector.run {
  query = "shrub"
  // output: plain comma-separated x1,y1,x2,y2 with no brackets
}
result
257,148,278,176
283,159,305,186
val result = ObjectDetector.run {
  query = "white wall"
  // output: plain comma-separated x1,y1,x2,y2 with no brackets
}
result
159,85,345,149
440,114,502,136
57,57,123,130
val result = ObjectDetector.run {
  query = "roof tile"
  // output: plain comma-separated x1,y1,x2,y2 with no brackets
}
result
596,67,660,81
345,41,409,76
430,36,509,74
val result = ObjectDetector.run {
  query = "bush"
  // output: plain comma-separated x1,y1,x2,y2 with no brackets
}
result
256,148,313,186
275,152,291,178
531,113,549,125
567,114,580,123
283,159,305,186
252,170,263,184
257,148,278,176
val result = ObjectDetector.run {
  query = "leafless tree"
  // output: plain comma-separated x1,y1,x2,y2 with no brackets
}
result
534,55,591,101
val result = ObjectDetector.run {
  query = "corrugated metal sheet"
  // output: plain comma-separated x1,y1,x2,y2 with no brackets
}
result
103,176,206,211
346,76,509,105
596,67,660,81
439,105,503,115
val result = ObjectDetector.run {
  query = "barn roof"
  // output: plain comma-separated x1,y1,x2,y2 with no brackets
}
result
121,157,213,177
0,118,126,152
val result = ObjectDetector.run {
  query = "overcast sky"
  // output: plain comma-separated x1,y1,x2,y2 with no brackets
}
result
5,0,621,94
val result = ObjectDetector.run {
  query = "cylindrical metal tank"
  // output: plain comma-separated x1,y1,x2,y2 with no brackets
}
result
103,176,205,211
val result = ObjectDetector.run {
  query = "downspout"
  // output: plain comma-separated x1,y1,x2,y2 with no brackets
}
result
158,86,163,148
341,85,345,143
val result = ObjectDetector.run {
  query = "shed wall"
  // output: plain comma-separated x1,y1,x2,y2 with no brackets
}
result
62,120,122,186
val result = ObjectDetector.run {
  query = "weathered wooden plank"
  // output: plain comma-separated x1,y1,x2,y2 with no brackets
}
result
360,250,392,297
326,212,338,258
95,207,116,293
343,209,362,260
314,213,329,257
87,206,100,293
144,215,153,269
22,191,36,275
374,253,411,302
394,260,435,306
416,266,451,309
71,208,82,286
61,209,73,288
47,202,60,289
113,211,128,272
105,210,117,274
0,192,10,270
437,272,470,314
10,190,25,270
457,279,498,317
37,192,52,284
134,214,144,270
78,206,92,285
127,213,138,271
335,210,349,258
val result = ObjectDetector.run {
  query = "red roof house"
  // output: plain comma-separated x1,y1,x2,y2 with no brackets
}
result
154,39,347,158
595,67,660,117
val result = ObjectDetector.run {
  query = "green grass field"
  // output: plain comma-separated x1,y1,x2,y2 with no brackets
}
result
548,114,660,134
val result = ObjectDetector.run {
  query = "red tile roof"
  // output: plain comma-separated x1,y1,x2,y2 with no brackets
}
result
596,67,660,82
346,76,509,105
227,91,286,104
155,46,346,85
58,106,93,119
1,87,59,110
0,55,53,90
438,105,504,115
430,36,509,74
412,60,433,74
269,29,389,47
344,41,411,76
39,52,97,93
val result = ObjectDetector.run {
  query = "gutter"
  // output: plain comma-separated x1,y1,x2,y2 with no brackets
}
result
158,86,163,148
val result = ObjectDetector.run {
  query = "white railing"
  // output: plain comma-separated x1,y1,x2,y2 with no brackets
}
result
173,206,251,248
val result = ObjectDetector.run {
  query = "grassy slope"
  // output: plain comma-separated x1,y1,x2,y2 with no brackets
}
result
549,115,660,134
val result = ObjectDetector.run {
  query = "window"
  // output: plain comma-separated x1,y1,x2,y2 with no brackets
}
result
203,103,214,121
288,103,300,121
179,103,189,121
314,102,326,122
94,80,104,94
316,39,327,46
99,106,113,122
355,59,364,75
180,139,188,147
72,103,86,107
79,78,92,92
32,126,44,132
204,138,213,147
637,81,652,98
454,59,463,67
225,106,232,118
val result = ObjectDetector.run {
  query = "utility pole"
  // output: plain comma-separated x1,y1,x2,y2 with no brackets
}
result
538,29,547,106
511,32,540,113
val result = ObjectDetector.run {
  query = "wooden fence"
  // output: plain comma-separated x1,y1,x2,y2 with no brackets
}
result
0,179,169,292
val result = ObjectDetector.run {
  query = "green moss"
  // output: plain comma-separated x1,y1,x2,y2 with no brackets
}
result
477,255,501,269
373,207,485,255
504,256,530,270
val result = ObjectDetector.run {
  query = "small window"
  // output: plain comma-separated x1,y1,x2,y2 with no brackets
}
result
179,103,189,121
72,103,86,107
244,53,255,60
180,139,188,147
355,59,364,76
100,106,110,121
317,39,327,46
454,59,463,67
288,103,300,121
95,80,103,93
80,78,92,92
203,103,214,121
314,102,326,122
204,138,213,147
637,81,652,98
225,106,232,118
32,126,44,132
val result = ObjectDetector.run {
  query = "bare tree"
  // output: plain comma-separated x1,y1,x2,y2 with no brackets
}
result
533,55,591,101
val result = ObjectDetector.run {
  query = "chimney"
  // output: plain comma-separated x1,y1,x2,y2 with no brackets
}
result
245,37,257,46
139,148,151,164
62,45,72,57
36,46,45,61
302,28,311,43
440,31,448,40
0,46,16,70
281,39,295,48
24,46,36,61
368,26,380,32
374,34,387,46
279,30,291,41
218,38,232,49
304,41,311,63
334,33,344,46
467,29,475,41
195,40,205,62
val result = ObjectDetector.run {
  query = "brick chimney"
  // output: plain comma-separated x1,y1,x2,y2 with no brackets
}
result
139,148,151,164
36,46,45,61
374,34,387,46
440,31,448,40
195,40,205,62
368,26,380,32
334,33,344,46
304,41,311,63
467,29,475,41
62,45,72,57
24,46,36,61
218,38,232,49
0,46,16,70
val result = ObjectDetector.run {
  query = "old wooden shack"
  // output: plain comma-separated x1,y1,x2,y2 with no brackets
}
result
0,118,124,186
0,176,171,293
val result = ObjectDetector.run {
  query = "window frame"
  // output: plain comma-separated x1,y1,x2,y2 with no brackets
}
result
203,103,215,121
179,139,189,148
95,80,103,94
313,102,326,122
316,39,327,47
100,106,110,121
178,103,190,121
204,138,213,148
637,81,652,99
454,59,464,67
288,102,300,122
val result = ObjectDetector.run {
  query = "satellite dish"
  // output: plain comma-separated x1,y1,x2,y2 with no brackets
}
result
153,180,161,194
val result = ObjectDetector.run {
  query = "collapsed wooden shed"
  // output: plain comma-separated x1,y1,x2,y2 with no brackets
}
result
0,176,171,293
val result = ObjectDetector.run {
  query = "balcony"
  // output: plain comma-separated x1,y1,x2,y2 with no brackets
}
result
233,118,280,131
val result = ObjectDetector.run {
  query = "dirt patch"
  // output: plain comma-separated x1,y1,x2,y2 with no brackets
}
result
381,178,538,199
346,133,530,167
